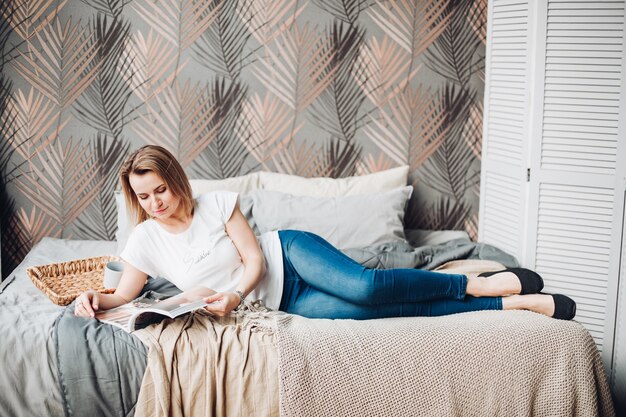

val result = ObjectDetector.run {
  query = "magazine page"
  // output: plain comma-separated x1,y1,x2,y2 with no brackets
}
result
96,286,216,332
143,286,214,316
95,303,142,332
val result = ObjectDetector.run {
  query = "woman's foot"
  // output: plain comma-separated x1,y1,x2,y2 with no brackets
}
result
466,272,522,297
501,293,576,320
478,268,544,294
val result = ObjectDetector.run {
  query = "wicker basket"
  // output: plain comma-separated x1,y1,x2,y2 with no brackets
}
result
26,256,119,306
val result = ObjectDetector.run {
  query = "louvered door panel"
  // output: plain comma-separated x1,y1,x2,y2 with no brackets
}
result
528,0,626,357
482,171,522,257
535,183,615,352
542,2,624,176
485,1,528,165
479,0,530,256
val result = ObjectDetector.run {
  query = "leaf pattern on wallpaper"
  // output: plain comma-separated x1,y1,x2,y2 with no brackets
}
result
368,0,450,59
406,195,472,231
1,204,59,275
272,140,326,177
420,84,477,200
74,14,134,138
310,21,367,144
17,206,61,247
364,84,449,169
323,136,361,178
0,1,21,67
0,78,21,275
254,23,336,119
194,0,253,80
75,134,130,240
4,0,67,41
467,0,487,83
0,0,487,268
356,153,396,176
132,0,220,77
191,79,249,179
236,93,301,170
463,100,482,159
239,0,304,45
81,0,131,18
465,205,479,241
2,88,68,161
458,175,481,241
132,80,218,168
356,35,418,109
15,139,103,235
425,0,483,87
468,0,487,45
12,17,101,110
123,30,183,103
1,197,30,278
312,0,368,25
0,77,26,184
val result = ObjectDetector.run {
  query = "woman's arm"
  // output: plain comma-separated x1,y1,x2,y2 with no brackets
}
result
74,261,148,317
203,202,266,316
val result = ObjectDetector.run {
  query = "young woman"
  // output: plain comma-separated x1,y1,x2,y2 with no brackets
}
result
74,145,576,320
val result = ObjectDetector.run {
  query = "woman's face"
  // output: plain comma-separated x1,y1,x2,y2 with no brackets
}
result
129,171,182,221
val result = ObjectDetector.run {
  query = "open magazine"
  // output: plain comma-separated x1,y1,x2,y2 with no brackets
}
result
95,286,216,332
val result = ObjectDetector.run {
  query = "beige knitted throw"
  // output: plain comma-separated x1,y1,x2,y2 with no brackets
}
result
132,309,615,417
275,310,615,417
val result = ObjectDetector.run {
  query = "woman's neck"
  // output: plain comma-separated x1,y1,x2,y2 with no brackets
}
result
155,207,193,234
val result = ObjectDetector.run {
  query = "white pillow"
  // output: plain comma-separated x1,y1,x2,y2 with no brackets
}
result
249,186,413,250
258,165,409,197
115,173,262,254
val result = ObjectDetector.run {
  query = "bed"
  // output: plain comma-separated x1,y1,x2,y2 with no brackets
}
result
0,167,617,417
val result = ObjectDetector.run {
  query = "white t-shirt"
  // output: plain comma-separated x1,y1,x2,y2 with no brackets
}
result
120,191,284,310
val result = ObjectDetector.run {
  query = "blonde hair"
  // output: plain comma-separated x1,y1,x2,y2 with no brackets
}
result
119,145,194,225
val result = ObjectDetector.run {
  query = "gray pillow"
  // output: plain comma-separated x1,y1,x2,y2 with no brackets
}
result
249,186,413,250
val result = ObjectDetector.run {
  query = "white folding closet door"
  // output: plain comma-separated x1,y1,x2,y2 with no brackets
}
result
478,0,532,259
481,0,626,368
526,0,626,363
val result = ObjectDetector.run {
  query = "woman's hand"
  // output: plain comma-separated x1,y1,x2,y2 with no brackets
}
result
74,290,100,317
203,292,241,317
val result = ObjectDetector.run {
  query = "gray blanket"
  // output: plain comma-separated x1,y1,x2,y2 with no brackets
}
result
344,237,518,270
54,278,181,417
53,238,517,415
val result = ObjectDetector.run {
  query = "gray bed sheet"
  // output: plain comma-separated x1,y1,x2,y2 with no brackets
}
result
0,237,117,417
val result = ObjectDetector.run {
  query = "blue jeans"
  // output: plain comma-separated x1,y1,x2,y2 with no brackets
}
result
278,230,502,319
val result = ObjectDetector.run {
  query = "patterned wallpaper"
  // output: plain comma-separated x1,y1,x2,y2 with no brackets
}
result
0,0,486,278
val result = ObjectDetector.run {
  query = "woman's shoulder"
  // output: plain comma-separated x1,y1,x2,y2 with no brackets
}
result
194,190,239,223
129,218,158,236
195,190,238,208
123,219,156,251
196,189,238,200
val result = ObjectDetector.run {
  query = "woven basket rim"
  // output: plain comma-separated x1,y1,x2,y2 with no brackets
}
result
27,255,120,306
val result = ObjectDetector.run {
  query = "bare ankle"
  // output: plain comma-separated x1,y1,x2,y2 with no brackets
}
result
466,276,488,297
467,272,522,297
502,294,554,317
